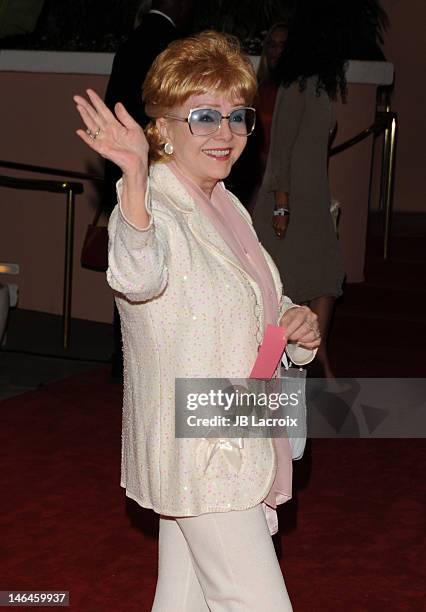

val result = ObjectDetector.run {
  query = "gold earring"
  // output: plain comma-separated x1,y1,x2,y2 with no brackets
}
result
164,142,174,155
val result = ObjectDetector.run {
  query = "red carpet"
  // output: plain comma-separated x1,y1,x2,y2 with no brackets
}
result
1,367,425,611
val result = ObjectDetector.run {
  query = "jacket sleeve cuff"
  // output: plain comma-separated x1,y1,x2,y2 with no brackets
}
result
262,166,290,195
107,177,168,301
279,299,317,366
286,344,317,366
262,168,281,193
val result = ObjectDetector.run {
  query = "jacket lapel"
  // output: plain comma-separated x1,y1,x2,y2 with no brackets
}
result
150,163,251,275
150,163,282,306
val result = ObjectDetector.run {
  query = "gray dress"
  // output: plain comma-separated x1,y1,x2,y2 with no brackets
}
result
252,77,345,304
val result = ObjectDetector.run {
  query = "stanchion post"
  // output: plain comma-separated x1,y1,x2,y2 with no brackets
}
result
62,185,75,348
367,129,377,212
383,114,398,259
379,113,391,212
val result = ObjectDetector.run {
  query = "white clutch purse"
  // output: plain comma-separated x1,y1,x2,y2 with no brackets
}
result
281,352,307,460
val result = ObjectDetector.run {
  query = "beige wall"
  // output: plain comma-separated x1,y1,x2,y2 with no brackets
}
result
378,0,426,211
0,72,114,323
330,85,377,282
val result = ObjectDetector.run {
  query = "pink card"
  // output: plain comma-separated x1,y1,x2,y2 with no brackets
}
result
249,324,287,379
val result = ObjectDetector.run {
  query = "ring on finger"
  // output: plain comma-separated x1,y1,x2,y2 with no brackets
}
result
86,128,92,137
307,321,320,336
93,127,101,140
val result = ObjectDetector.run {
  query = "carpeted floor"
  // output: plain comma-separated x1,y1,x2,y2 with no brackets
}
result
329,234,426,377
1,368,425,611
0,309,113,400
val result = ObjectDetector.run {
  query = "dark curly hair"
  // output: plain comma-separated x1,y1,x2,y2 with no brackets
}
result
274,0,389,102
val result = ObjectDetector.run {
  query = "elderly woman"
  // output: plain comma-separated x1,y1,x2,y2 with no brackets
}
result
74,31,320,612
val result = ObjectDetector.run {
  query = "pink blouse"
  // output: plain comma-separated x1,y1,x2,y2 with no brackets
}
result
169,161,292,535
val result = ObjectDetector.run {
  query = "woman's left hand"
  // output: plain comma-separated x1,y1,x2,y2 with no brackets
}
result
272,214,289,239
279,305,321,350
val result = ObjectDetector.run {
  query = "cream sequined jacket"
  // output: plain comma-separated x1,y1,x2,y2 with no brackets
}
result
107,163,314,517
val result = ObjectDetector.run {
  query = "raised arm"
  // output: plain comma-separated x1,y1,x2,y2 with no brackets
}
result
73,89,168,301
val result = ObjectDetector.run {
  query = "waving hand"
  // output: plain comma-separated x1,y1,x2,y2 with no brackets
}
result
73,89,151,229
73,89,149,176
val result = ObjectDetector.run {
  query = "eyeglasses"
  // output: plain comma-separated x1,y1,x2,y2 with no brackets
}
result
164,107,256,137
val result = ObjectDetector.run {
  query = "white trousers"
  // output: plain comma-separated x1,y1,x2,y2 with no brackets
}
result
151,504,293,612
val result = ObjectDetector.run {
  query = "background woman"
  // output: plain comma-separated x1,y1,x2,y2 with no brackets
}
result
73,32,320,611
253,2,346,380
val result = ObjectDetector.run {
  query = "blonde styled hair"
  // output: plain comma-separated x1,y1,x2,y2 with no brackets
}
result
143,30,257,163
